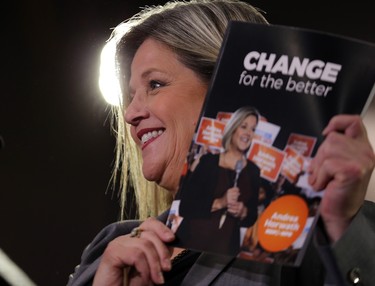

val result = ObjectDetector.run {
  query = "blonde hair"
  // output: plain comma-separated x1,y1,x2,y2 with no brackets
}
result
105,0,268,220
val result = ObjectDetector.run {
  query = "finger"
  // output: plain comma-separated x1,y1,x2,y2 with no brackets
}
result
120,226,169,284
309,130,374,187
135,219,175,275
227,204,240,216
94,237,156,286
138,230,172,272
128,264,153,286
309,157,349,191
322,114,365,139
128,253,152,286
309,133,354,185
227,187,240,194
140,217,175,242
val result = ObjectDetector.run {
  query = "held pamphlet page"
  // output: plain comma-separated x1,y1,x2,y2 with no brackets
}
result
166,21,375,266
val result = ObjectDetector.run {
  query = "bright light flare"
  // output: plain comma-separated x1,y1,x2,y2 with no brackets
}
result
99,22,131,106
99,40,122,106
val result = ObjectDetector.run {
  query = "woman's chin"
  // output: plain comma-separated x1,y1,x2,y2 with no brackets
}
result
142,164,167,184
142,160,182,192
142,170,160,183
143,173,177,193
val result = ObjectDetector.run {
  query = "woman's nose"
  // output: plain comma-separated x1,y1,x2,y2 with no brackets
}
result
124,95,149,126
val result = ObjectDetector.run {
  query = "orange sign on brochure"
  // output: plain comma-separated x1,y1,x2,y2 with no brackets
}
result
247,141,285,182
216,111,233,123
286,133,317,157
257,195,308,252
281,146,305,183
195,117,226,149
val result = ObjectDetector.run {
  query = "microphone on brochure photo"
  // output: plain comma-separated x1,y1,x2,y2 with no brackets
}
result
219,159,244,229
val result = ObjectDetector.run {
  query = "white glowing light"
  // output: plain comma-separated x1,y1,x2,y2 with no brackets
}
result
99,40,122,106
99,22,131,106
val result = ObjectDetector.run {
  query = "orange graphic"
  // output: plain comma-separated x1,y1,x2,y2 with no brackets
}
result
257,195,308,252
247,141,285,182
286,133,317,157
195,117,226,148
216,111,233,123
281,146,305,183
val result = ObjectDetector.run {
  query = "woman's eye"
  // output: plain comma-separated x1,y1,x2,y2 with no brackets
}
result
149,80,163,90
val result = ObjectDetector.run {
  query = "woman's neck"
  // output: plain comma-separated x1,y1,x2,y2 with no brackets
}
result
220,150,246,170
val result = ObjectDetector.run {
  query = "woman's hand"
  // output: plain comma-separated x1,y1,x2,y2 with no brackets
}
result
226,187,240,206
93,217,175,286
211,187,240,211
227,200,248,220
308,114,375,243
225,187,247,219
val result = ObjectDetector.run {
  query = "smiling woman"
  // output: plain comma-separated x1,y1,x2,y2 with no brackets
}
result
176,106,262,256
107,0,269,220
67,1,375,285
124,38,207,193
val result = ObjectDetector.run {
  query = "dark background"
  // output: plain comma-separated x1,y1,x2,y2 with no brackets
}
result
1,1,374,285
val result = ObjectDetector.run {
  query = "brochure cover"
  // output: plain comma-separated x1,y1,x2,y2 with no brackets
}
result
166,21,375,266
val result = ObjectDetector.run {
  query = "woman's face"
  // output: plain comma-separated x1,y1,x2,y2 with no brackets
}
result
230,115,257,152
125,38,207,193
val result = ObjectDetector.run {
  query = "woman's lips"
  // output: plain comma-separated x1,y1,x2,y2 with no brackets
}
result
137,128,165,150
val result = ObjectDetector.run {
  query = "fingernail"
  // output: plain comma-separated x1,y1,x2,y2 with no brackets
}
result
165,232,174,240
158,272,165,284
163,258,172,271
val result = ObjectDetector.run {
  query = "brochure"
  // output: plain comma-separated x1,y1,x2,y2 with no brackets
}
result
167,21,375,266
